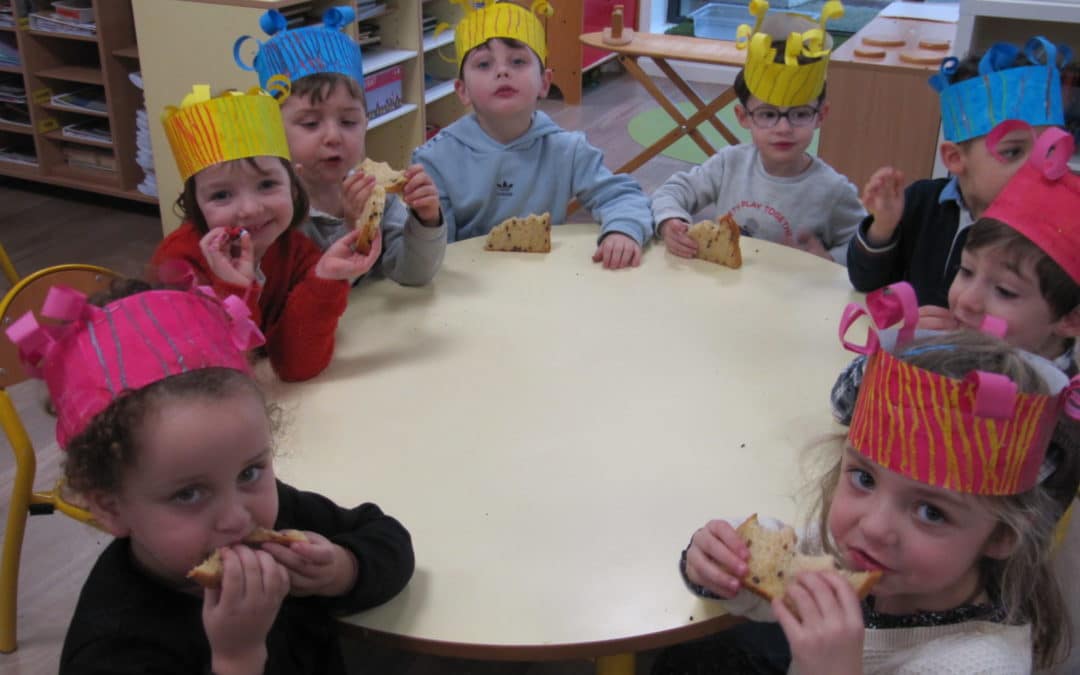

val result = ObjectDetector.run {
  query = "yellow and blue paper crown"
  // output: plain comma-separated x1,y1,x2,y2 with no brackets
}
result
930,37,1070,143
736,0,843,107
234,7,363,93
162,85,291,183
447,0,554,69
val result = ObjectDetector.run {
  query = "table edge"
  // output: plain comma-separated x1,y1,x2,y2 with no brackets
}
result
338,614,743,660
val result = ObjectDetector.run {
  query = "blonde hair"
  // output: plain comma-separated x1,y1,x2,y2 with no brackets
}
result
810,331,1069,669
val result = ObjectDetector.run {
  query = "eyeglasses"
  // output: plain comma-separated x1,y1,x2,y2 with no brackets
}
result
744,105,820,128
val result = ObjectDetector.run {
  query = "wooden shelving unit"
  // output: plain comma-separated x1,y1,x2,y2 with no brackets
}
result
0,0,153,204
133,0,468,234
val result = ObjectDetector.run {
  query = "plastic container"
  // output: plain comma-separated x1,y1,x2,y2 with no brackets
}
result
690,3,752,41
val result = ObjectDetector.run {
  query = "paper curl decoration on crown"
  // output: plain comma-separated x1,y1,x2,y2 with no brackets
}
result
234,7,363,93
735,0,843,107
983,125,1080,283
839,282,1080,496
4,280,265,449
162,85,291,183
929,37,1070,143
445,0,554,69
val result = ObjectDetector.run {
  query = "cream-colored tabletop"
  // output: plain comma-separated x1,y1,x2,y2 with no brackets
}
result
267,224,860,669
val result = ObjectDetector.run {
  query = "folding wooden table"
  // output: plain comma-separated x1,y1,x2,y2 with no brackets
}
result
579,31,746,174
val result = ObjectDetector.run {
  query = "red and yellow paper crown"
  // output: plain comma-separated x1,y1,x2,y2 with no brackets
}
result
447,0,554,69
983,124,1080,283
840,283,1080,496
162,85,291,183
736,0,843,107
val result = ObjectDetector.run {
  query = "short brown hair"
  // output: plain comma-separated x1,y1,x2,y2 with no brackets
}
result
287,72,367,114
966,218,1080,319
459,38,545,80
173,157,310,235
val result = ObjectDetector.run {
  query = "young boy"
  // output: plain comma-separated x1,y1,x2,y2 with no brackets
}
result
237,7,445,286
652,2,864,264
848,37,1068,307
411,1,653,270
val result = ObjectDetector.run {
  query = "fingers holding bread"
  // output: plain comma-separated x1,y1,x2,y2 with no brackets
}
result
687,215,742,268
187,528,309,589
356,158,407,193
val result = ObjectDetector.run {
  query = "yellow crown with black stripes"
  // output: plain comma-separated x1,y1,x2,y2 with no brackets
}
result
449,0,554,69
162,85,291,183
736,0,843,107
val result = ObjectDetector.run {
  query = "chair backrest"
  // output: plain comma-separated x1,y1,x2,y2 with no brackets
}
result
0,265,120,390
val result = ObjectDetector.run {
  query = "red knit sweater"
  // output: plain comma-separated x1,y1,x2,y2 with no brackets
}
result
151,223,349,381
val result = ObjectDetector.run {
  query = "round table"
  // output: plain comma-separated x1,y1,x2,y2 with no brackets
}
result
267,224,859,673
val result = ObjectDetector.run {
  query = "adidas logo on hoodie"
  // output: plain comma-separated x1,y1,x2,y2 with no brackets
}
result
495,179,513,197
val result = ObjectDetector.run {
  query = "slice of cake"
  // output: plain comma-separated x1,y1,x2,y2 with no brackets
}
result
484,213,552,253
688,215,742,269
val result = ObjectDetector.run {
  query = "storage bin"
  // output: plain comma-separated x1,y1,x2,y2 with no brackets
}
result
690,3,752,41
364,65,403,120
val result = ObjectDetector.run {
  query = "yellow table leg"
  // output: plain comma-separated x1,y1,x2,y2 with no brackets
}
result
596,652,635,675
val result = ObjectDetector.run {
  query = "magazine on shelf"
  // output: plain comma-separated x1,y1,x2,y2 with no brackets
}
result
0,146,37,166
29,11,96,36
51,86,107,114
0,82,25,104
0,101,29,126
0,39,19,67
62,119,111,143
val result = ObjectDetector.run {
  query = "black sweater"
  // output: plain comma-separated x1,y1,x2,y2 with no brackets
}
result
60,481,414,675
847,178,966,308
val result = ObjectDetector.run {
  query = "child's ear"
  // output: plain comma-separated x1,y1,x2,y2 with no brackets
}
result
815,100,830,127
538,67,553,99
734,104,752,130
454,79,471,108
982,523,1019,560
940,141,966,176
86,491,131,538
1053,306,1080,340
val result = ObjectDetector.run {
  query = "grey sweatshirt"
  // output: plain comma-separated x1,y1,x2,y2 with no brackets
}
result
651,144,865,263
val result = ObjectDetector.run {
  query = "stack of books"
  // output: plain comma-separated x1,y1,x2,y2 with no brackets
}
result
0,39,18,67
29,10,96,36
63,144,116,173
0,80,26,104
357,21,380,50
62,119,112,144
0,145,36,167
51,86,107,114
422,13,438,36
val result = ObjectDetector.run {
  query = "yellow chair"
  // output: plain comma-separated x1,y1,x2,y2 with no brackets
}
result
0,242,19,287
0,264,119,654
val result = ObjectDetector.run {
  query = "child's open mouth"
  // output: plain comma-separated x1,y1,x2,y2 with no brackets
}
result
495,86,517,97
847,546,891,573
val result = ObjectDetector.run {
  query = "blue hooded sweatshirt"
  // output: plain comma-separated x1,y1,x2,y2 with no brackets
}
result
413,111,653,245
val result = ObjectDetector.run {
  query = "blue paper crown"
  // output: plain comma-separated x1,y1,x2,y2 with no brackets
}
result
234,7,363,95
930,37,1071,142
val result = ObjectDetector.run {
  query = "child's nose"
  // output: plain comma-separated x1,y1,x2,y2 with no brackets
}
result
215,493,254,535
859,499,899,547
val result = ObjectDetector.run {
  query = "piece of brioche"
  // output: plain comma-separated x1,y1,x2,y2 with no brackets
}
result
358,158,406,193
186,529,308,588
484,213,552,253
688,215,742,269
354,184,386,254
736,514,880,615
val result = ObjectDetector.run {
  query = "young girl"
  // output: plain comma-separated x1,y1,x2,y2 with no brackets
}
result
678,285,1077,674
5,280,414,674
152,85,381,382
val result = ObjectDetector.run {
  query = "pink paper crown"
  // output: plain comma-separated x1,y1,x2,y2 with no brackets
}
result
983,124,1080,283
840,282,1080,495
4,284,265,448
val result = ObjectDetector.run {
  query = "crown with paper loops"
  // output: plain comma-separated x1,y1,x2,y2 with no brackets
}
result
839,282,1080,496
930,37,1070,143
983,125,1080,283
4,282,265,449
444,0,554,69
162,85,291,183
234,7,363,93
736,0,843,107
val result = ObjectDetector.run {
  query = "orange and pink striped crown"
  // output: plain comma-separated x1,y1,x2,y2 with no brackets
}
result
840,283,1079,495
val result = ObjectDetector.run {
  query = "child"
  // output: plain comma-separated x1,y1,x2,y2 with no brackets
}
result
652,0,864,264
848,37,1069,307
152,85,380,382
412,0,654,270
680,290,1078,673
235,7,446,286
2,281,414,674
917,126,1080,373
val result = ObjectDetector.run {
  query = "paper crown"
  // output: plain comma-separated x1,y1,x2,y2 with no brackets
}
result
234,7,363,92
162,85,291,183
4,284,265,449
840,282,1080,496
736,0,843,107
930,37,1070,143
448,0,553,69
983,125,1080,283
